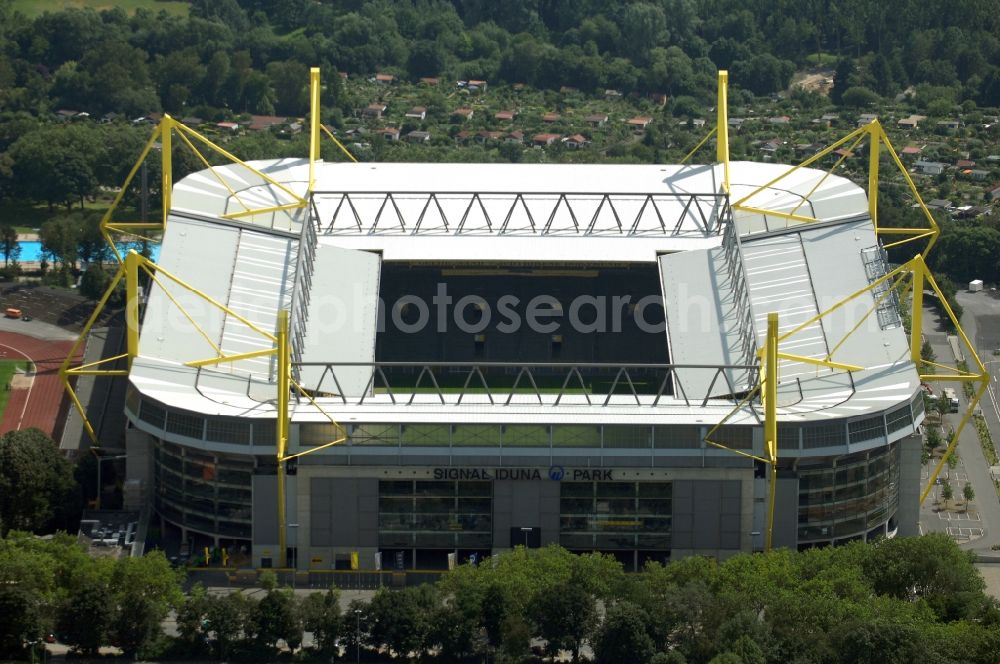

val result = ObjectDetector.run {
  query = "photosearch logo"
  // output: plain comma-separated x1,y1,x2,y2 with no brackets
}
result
548,465,565,481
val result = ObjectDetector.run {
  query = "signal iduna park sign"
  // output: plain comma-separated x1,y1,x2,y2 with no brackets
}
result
432,466,614,481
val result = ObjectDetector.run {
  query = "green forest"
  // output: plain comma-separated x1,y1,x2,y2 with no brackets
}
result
0,0,997,115
0,0,998,283
3,534,1000,663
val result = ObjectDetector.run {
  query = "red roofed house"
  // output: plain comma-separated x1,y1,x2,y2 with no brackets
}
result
532,133,561,146
452,108,474,121
375,73,394,84
900,146,922,159
468,79,488,91
627,116,653,131
216,121,240,132
564,134,590,149
381,127,401,141
956,159,976,169
542,112,561,123
249,115,287,131
494,110,516,122
585,113,608,127
419,77,440,85
506,130,524,144
650,92,668,107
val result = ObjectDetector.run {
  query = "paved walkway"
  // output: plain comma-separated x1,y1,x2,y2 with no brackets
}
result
0,331,80,439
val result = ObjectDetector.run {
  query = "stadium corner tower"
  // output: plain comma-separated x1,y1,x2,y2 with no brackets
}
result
124,154,924,571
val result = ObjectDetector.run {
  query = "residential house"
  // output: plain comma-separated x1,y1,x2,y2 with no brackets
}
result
475,130,504,144
759,139,782,155
956,159,976,169
216,121,240,132
494,110,516,122
900,146,922,159
506,131,524,144
967,169,989,181
375,73,394,84
650,92,668,107
100,112,119,124
363,103,387,119
249,115,287,131
563,134,590,149
542,112,561,123
532,133,561,146
833,148,854,158
406,130,431,143
604,89,623,99
559,86,578,94
857,113,878,127
405,106,427,121
468,79,488,92
626,116,653,131
821,113,839,123
728,117,746,130
926,199,952,210
914,160,947,175
381,127,400,142
452,108,474,121
989,184,1000,200
937,120,961,130
585,113,609,127
455,130,473,144
55,109,80,121
419,77,440,85
896,114,926,129
337,71,348,80
769,116,790,125
181,116,204,127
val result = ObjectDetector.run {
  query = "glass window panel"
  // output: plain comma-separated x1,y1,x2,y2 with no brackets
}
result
415,481,455,496
456,481,491,497
848,416,885,444
653,425,701,449
603,426,651,449
561,482,593,498
502,425,549,447
401,424,450,447
252,420,276,446
802,423,845,449
350,424,399,446
638,483,672,498
139,400,166,429
596,482,636,498
379,480,413,496
206,418,252,444
885,406,913,434
713,426,752,449
552,425,601,447
451,425,500,447
166,411,204,439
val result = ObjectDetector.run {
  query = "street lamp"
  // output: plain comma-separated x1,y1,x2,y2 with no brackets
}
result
91,450,127,510
354,608,362,664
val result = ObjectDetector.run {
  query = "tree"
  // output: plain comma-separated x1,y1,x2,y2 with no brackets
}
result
530,573,598,662
963,482,975,507
367,584,438,658
941,479,954,507
58,576,114,655
299,588,341,654
594,601,655,664
0,225,19,268
80,264,111,301
841,85,880,107
254,587,301,653
110,551,184,659
205,591,254,660
0,429,78,535
0,585,43,659
831,59,854,104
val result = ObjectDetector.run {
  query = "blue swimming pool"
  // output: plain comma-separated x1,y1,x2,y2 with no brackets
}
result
14,241,160,262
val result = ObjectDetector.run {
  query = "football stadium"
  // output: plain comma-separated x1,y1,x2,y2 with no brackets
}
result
66,71,985,572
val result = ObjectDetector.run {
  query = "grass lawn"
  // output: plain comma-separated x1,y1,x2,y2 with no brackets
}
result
0,360,30,423
10,0,188,18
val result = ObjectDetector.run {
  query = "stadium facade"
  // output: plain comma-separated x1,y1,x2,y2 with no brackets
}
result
114,150,928,572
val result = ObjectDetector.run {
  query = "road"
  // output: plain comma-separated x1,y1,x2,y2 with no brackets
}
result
919,294,1000,554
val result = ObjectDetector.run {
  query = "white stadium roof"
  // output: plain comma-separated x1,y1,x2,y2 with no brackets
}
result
130,159,919,428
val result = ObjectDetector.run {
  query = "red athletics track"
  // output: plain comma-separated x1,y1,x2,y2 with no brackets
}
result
0,331,80,440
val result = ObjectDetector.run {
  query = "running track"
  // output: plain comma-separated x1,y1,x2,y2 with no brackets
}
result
0,331,80,440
